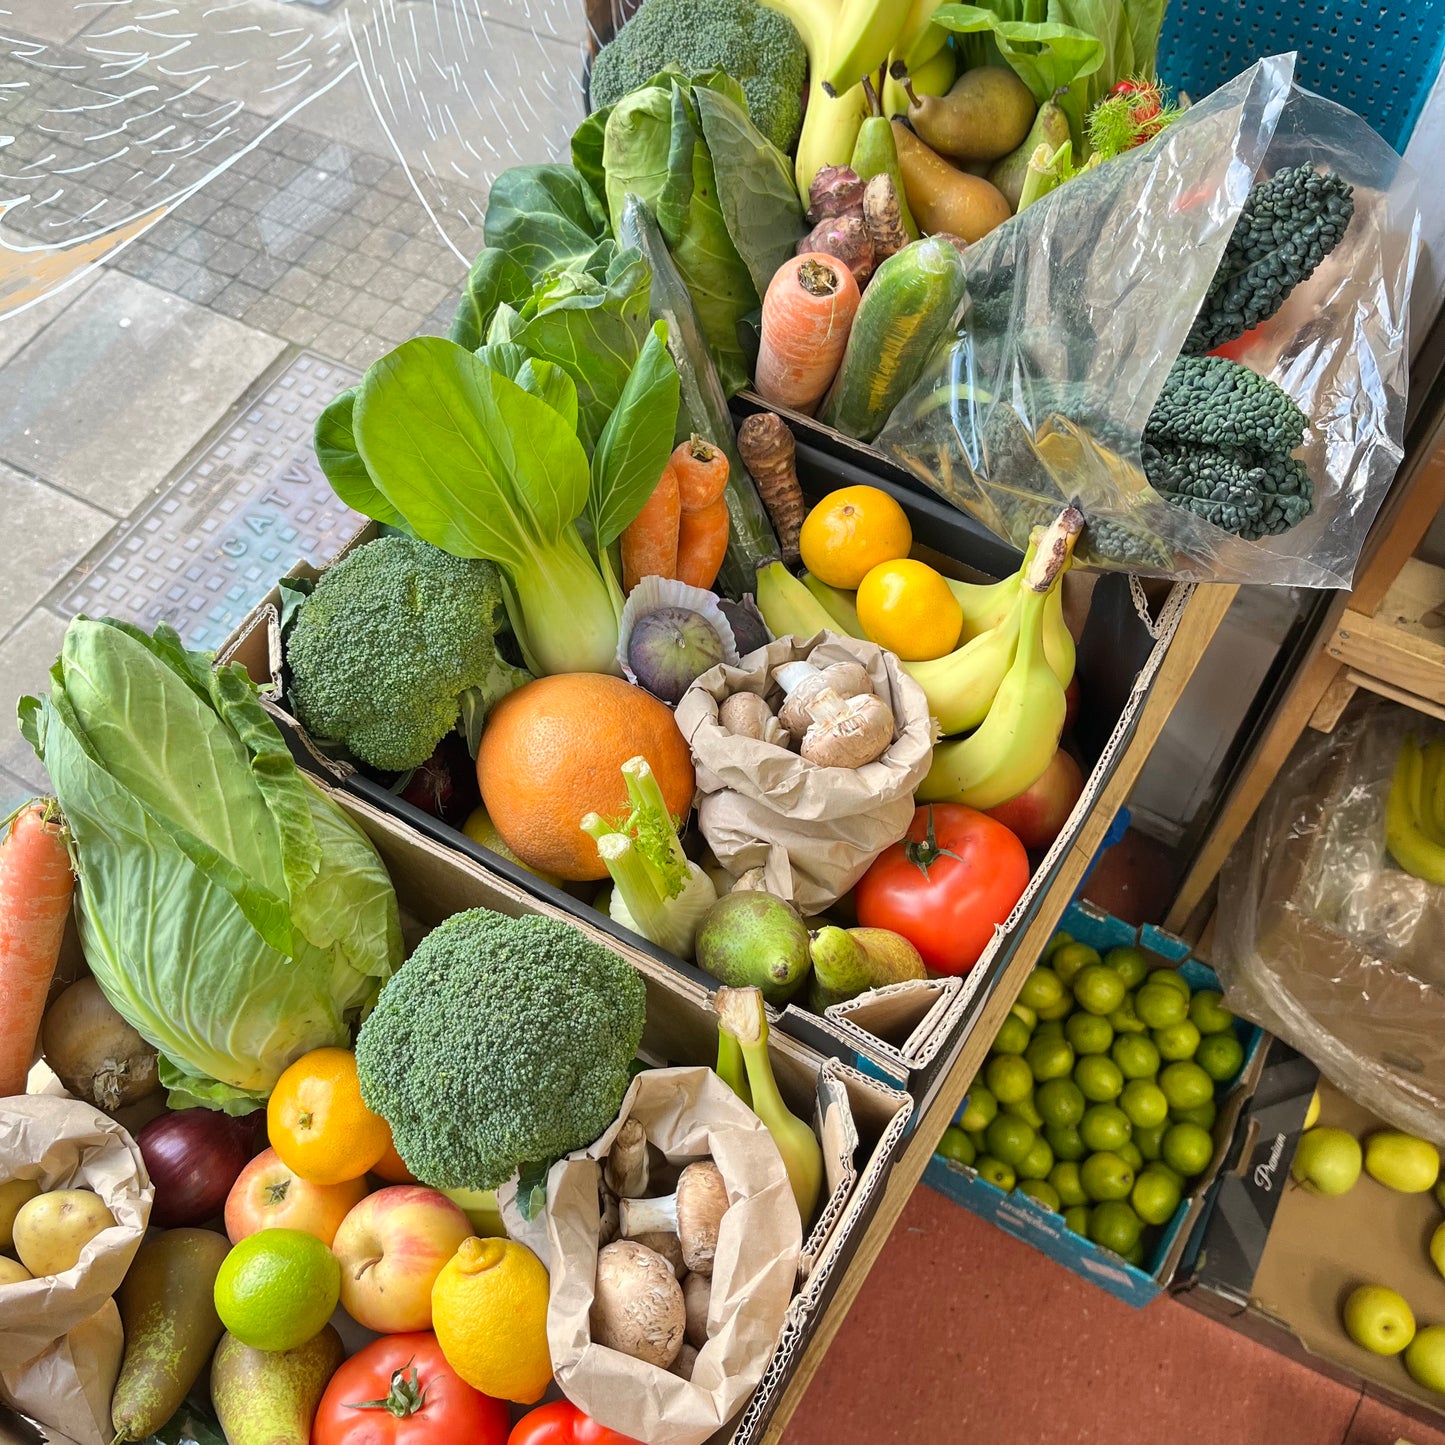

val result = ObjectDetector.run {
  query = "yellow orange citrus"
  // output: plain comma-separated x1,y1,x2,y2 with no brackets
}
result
266,1047,390,1186
799,485,912,589
856,558,964,660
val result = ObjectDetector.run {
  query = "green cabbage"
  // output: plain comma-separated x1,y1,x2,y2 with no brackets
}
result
18,618,402,1114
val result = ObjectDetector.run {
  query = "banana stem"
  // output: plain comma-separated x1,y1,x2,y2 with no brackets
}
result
1024,507,1084,593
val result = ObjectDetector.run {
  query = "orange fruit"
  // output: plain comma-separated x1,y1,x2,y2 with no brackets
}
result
267,1047,390,1185
856,558,964,660
370,1128,416,1184
799,485,912,589
477,674,694,882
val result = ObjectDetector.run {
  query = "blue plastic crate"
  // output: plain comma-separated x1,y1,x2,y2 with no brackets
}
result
1157,0,1444,154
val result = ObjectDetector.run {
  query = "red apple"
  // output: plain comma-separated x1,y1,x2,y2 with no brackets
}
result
1063,675,1081,735
985,749,1086,851
225,1147,368,1247
332,1185,472,1333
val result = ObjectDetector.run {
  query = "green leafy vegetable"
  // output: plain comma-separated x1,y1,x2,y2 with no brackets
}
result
449,247,532,352
482,163,610,281
19,618,402,1114
314,390,410,533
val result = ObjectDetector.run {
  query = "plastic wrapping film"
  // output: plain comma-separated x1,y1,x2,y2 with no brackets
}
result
877,54,1420,588
1216,702,1445,1145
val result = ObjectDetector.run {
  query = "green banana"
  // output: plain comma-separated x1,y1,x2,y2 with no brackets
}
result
717,1027,752,1107
1386,736,1445,884
802,572,864,635
1042,563,1076,688
948,571,1020,639
882,43,955,118
904,591,1023,735
1423,738,1445,846
893,0,950,70
917,510,1080,808
823,0,910,97
757,561,838,641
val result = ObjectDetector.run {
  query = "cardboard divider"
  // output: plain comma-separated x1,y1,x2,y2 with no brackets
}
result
924,899,1269,1309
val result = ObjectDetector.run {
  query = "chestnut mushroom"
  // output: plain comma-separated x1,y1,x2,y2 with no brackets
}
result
799,689,894,769
632,1229,686,1279
591,1240,686,1369
719,692,791,748
683,1271,711,1348
619,1160,729,1277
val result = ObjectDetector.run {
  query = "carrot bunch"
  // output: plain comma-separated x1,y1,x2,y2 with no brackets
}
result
621,436,731,593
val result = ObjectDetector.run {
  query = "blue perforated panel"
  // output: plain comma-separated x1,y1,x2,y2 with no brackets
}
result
1157,0,1444,154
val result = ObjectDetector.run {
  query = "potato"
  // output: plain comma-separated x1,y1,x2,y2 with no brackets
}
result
0,1257,33,1285
0,1177,41,1251
13,1189,116,1276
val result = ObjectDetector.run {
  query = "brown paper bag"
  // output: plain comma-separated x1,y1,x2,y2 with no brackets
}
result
674,633,933,914
542,1068,801,1445
0,1301,123,1445
0,1096,151,1379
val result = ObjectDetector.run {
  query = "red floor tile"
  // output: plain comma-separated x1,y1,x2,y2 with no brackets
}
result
784,1186,1366,1445
1344,1392,1445,1445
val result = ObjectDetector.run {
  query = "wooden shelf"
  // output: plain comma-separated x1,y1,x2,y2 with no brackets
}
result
1327,557,1445,718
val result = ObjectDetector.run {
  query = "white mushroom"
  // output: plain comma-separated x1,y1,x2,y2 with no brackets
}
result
683,1271,711,1348
632,1229,686,1279
799,689,895,769
719,692,791,748
670,1342,699,1380
774,662,834,737
604,1119,651,1199
591,1240,686,1369
619,1161,730,1277
820,661,873,699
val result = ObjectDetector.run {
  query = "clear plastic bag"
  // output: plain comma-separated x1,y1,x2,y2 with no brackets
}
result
1215,701,1445,1144
877,54,1420,587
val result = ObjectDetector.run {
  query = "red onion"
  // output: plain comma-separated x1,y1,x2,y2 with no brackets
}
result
137,1109,255,1227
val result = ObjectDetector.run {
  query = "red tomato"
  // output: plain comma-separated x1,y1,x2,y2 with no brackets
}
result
854,805,1030,975
508,1401,643,1445
312,1333,508,1445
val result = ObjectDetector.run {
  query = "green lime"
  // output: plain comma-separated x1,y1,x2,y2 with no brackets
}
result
1034,1018,1065,1040
1149,1161,1184,1188
1016,1179,1061,1211
1080,1151,1135,1203
1003,1095,1044,1130
1119,1079,1169,1130
1049,1161,1088,1208
976,1156,1015,1191
1025,1034,1075,1083
1046,1123,1087,1162
1019,967,1067,1016
1124,1239,1149,1268
1017,1137,1054,1181
985,1055,1034,1106
986,1114,1037,1167
1010,1002,1038,1030
214,1229,340,1352
1041,931,1074,964
1171,1099,1218,1131
1112,1033,1161,1080
1149,970,1192,999
1103,946,1150,989
1136,983,1188,1029
1159,1061,1214,1112
1117,1140,1144,1172
1073,964,1128,1017
1064,1012,1114,1056
1089,1199,1143,1254
1196,1032,1245,1083
958,1087,997,1133
1134,1122,1166,1161
1162,1122,1214,1178
1051,942,1101,987
1189,989,1235,1035
1064,1204,1090,1236
1153,1020,1201,1062
1080,1104,1132,1153
1132,1167,1183,1225
1109,995,1149,1035
1074,1055,1124,1103
937,1126,975,1165
1036,1078,1086,1129
967,1129,989,1155
991,1014,1032,1056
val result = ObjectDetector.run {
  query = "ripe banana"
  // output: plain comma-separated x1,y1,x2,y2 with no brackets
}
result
1423,738,1445,846
823,0,910,97
756,561,836,641
1042,565,1076,689
904,591,1022,735
802,573,864,635
1386,736,1445,884
947,571,1019,639
895,0,951,70
917,510,1080,809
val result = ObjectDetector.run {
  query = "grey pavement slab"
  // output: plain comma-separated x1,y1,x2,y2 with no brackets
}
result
0,0,92,45
0,464,112,637
0,270,285,518
0,606,67,796
0,274,96,369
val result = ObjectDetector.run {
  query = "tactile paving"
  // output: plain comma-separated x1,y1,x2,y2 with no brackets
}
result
49,352,362,650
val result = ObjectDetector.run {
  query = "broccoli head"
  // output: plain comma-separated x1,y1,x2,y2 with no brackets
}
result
286,535,530,773
354,908,648,1191
589,0,807,153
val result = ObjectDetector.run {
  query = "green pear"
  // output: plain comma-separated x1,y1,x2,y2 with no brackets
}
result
809,926,928,1010
988,97,1071,210
212,1326,345,1445
696,892,811,1005
1365,1131,1441,1193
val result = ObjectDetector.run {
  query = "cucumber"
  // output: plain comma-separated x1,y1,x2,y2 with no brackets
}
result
818,237,966,441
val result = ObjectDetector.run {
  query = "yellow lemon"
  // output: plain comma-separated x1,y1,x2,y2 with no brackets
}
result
432,1236,552,1403
799,485,912,589
856,559,964,660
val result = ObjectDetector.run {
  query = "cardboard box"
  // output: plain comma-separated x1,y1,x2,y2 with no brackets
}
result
923,900,1268,1308
218,426,1191,1106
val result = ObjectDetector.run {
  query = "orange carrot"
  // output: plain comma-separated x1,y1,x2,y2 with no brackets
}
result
675,497,731,592
621,460,681,593
754,252,862,416
0,801,74,1096
671,435,730,511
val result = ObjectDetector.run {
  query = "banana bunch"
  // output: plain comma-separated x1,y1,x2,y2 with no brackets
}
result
1385,735,1445,885
880,0,956,115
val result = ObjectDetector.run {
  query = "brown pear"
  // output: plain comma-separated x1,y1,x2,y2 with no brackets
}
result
211,1326,345,1445
910,67,1038,162
849,928,928,986
891,121,1012,242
